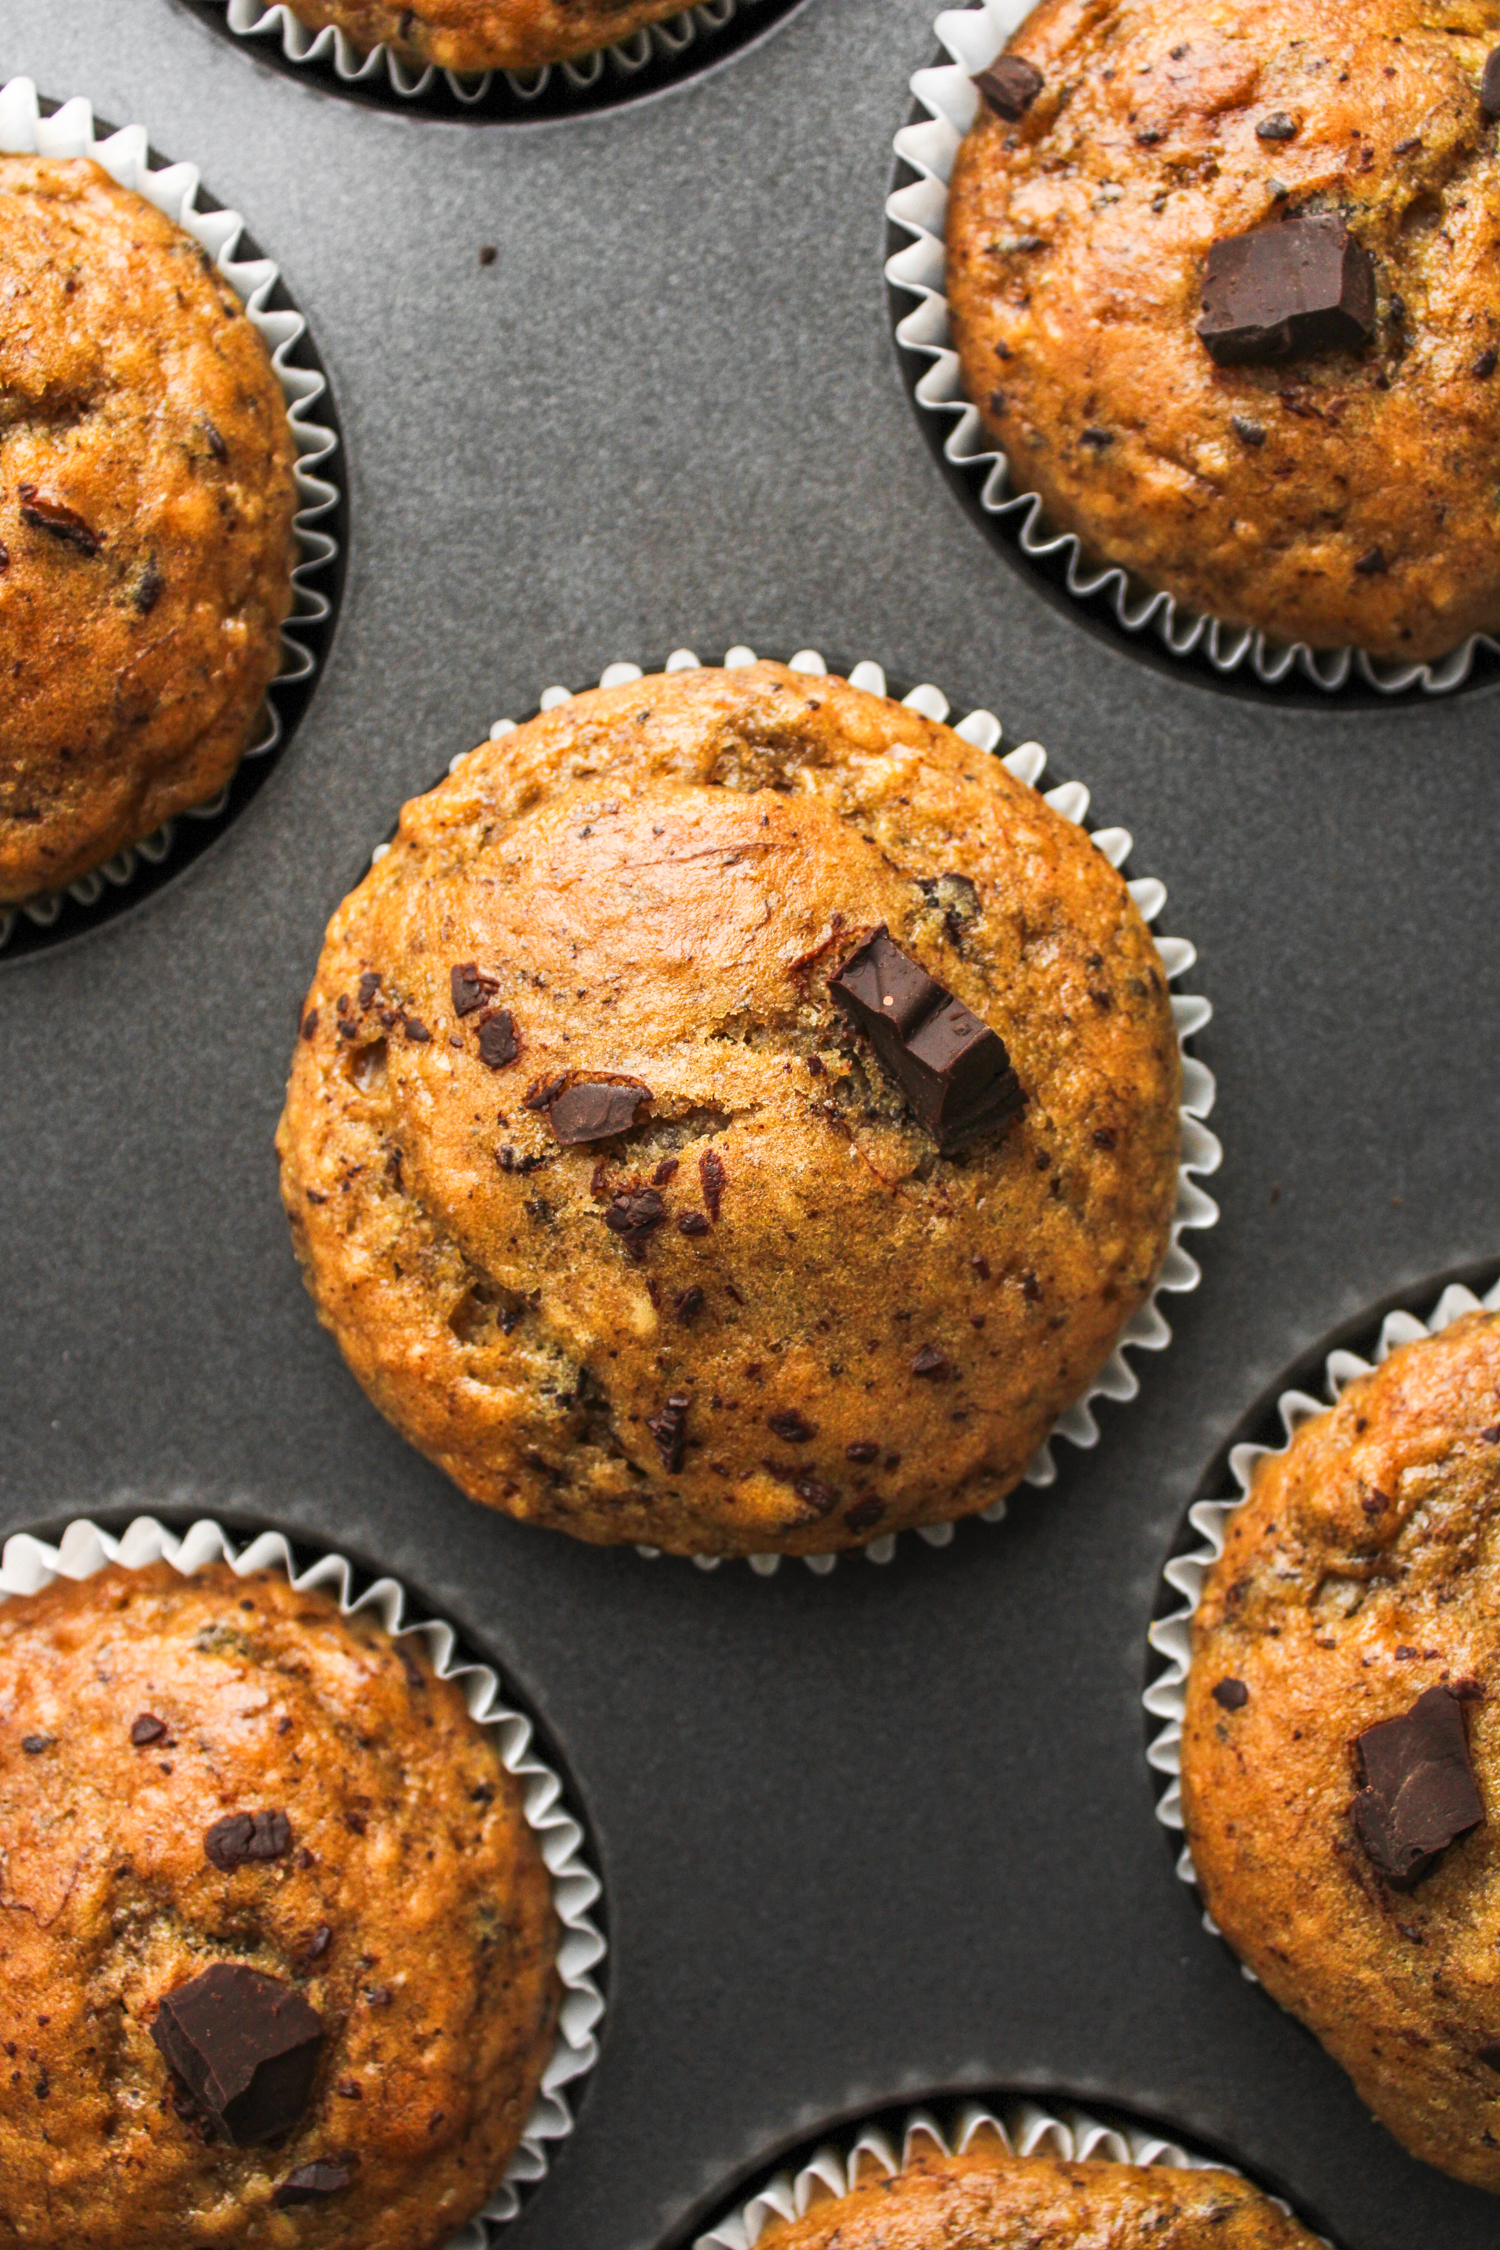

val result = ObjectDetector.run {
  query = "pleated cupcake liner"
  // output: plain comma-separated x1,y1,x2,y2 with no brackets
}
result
370,642,1218,1576
693,2094,1327,2247
0,78,340,957
0,1512,607,2244
1143,1272,1500,1960
884,0,1494,696
211,0,774,116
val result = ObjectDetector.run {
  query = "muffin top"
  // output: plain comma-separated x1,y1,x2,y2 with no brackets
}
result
276,662,1182,1557
744,2142,1317,2246
1182,1309,1500,2191
285,0,701,72
946,0,1500,660
0,157,296,903
0,1560,559,2247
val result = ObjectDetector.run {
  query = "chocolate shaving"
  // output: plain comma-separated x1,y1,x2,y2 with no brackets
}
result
274,2157,355,2206
450,963,496,1017
647,1393,691,1473
973,54,1043,120
699,1148,726,1222
1197,215,1375,367
18,483,102,556
829,927,1023,1153
1352,1685,1485,1889
130,1713,168,1746
549,1080,651,1145
478,1011,520,1070
151,1964,323,2146
205,1810,294,1871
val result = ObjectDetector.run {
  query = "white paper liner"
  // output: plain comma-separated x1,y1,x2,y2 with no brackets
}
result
694,2096,1324,2247
1144,1274,1500,1956
0,79,339,954
395,642,1218,1574
885,2,1494,696
0,1512,606,2245
214,0,761,108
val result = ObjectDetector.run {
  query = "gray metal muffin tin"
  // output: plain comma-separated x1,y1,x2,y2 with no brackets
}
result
5,4,1500,2246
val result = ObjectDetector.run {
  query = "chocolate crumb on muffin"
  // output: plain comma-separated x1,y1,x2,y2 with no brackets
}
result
0,158,297,904
283,0,700,72
276,661,1183,1557
946,0,1500,660
0,1561,559,2246
1181,1309,1500,2191
736,2139,1318,2246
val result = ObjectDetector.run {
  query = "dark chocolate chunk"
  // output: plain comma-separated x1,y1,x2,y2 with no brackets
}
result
678,1211,710,1236
674,1285,706,1323
478,1011,520,1070
1352,1685,1485,1888
1255,111,1298,140
789,1473,840,1517
1354,546,1387,576
274,2157,354,2206
699,1148,726,1222
402,1015,431,1043
846,1439,880,1463
135,556,163,614
130,1713,168,1746
205,1810,294,1871
603,1188,666,1244
151,1964,324,2146
549,1080,650,1145
300,1008,319,1042
450,962,496,1017
357,972,380,1010
1475,348,1498,380
1231,416,1267,446
653,1158,680,1185
829,926,1024,1154
1211,1678,1249,1711
18,483,102,556
1485,47,1500,117
910,1344,950,1380
768,1410,817,1443
1482,1423,1500,1443
21,1734,54,1754
523,1073,569,1110
1197,215,1376,367
973,54,1043,120
647,1393,691,1473
1479,2042,1500,2071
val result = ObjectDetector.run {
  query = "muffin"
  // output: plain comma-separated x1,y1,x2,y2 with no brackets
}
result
283,0,700,72
0,157,297,904
945,0,1500,661
1181,1308,1500,2192
733,2140,1317,2246
276,660,1183,1558
0,1559,560,2246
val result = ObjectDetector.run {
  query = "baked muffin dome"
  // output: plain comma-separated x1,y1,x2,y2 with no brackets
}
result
276,661,1182,1558
284,0,699,72
731,2141,1318,2247
946,0,1500,662
0,1560,559,2246
0,157,296,904
1181,1309,1500,2192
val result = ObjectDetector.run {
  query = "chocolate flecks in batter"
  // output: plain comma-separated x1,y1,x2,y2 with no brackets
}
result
135,555,164,614
1212,1678,1249,1710
846,1439,880,1462
1256,112,1299,140
450,963,496,1017
151,1964,323,2147
549,1080,651,1145
274,2157,355,2206
1197,216,1376,367
1081,425,1114,447
971,1254,992,1279
129,1713,168,1746
1352,1685,1484,1889
17,484,103,556
699,1147,727,1221
1354,546,1388,575
202,419,228,462
768,1409,817,1443
1231,416,1267,446
973,55,1044,119
204,1809,295,1871
647,1393,690,1473
497,1146,544,1177
674,1285,706,1323
910,1344,951,1379
478,245,498,267
478,1012,521,1070
1484,49,1500,116
830,927,1023,1154
299,1008,319,1042
20,1734,54,1754
604,1188,666,1247
1475,349,1498,380
844,1496,886,1533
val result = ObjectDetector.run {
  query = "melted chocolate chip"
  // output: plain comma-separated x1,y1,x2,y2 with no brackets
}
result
699,1148,727,1222
205,1810,294,1872
768,1410,817,1443
910,1345,951,1380
450,963,496,1017
603,1188,666,1245
1352,1685,1485,1889
549,1080,651,1145
1197,215,1376,367
274,2157,355,2206
647,1393,691,1473
973,54,1043,119
130,1714,168,1746
151,1965,324,2146
478,1011,520,1070
1211,1678,1249,1711
18,483,102,556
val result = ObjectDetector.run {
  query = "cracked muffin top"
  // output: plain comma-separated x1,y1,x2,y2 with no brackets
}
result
0,1560,559,2248
276,662,1182,1558
1181,1309,1500,2192
741,2140,1319,2246
283,0,705,72
946,0,1500,661
0,156,297,904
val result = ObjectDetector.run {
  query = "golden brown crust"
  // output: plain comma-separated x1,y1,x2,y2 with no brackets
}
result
275,662,1181,1556
0,157,297,902
0,1561,560,2247
748,2144,1318,2247
1182,1310,1500,2191
946,0,1500,659
285,0,696,71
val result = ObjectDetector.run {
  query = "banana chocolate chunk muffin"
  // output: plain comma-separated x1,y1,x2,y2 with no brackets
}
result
946,0,1500,660
1181,1309,1500,2191
283,0,697,72
0,1561,559,2246
0,157,296,904
733,2140,1318,2247
276,661,1183,1557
